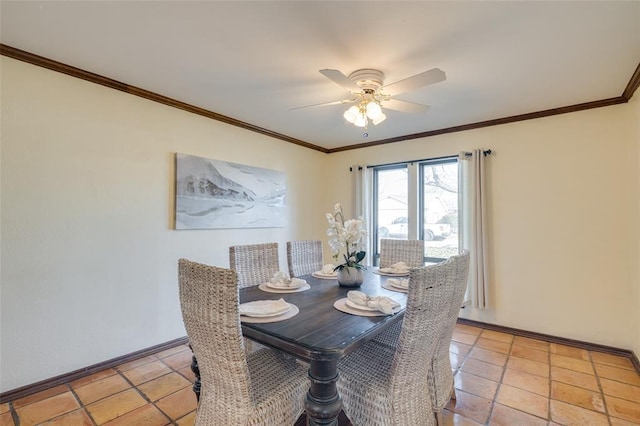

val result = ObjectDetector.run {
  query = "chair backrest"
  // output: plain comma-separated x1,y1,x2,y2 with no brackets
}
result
229,242,279,288
178,259,253,424
379,239,424,268
286,240,323,277
428,250,471,411
388,253,469,405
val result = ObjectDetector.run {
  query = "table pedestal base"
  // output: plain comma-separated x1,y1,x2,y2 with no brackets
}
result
305,357,342,426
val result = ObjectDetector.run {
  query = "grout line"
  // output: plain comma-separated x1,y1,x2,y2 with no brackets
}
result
66,385,99,426
589,350,613,426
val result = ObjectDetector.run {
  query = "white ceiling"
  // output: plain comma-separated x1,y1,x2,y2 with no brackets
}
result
1,1,639,151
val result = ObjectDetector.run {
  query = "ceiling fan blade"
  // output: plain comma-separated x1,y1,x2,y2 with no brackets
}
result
382,99,431,113
290,98,355,110
382,68,446,96
319,69,362,93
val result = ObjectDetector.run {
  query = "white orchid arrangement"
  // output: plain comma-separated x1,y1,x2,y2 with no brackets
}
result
326,203,367,271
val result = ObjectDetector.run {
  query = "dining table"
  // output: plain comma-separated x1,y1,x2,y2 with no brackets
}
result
239,268,408,426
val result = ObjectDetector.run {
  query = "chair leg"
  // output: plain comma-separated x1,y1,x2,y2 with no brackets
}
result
435,411,444,426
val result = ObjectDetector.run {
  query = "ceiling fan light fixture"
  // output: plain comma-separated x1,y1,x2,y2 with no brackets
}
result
343,105,359,123
354,114,367,127
372,113,387,126
366,101,382,119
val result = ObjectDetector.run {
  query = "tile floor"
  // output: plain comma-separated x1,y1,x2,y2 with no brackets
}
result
2,324,640,425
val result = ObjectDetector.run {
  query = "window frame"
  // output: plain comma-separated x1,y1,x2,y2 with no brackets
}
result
371,155,458,265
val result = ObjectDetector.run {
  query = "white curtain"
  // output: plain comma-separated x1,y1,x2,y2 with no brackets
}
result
458,150,489,309
352,165,373,266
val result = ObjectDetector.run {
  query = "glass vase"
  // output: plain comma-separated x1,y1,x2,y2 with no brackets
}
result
336,266,364,288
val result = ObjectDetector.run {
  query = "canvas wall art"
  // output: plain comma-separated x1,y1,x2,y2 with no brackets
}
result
175,153,287,230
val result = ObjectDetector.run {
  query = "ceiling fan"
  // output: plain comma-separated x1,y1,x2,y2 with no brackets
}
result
294,67,446,129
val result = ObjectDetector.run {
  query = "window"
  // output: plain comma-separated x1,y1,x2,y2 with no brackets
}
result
372,157,458,265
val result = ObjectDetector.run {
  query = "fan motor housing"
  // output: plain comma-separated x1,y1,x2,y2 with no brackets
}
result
348,69,384,91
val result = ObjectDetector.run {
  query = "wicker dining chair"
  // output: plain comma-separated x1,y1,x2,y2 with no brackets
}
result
379,238,425,268
286,240,323,277
178,259,308,425
229,242,280,288
368,251,471,425
336,259,461,426
427,250,470,424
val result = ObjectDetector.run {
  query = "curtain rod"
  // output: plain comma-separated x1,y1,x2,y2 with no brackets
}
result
350,149,492,171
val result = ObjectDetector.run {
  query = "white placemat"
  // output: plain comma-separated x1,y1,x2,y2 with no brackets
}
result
333,298,401,317
259,282,310,293
241,304,299,323
381,281,408,293
312,272,337,280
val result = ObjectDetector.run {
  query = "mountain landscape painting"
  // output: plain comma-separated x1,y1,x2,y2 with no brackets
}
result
175,153,287,229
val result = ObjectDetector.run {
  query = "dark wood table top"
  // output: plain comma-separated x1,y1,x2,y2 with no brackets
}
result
239,269,407,362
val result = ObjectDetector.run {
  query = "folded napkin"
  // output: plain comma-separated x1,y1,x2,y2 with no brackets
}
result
380,261,411,274
318,264,337,276
270,271,306,288
347,290,400,315
239,298,290,316
387,278,409,289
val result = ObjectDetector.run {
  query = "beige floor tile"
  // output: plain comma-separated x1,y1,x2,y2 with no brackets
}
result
595,363,640,386
454,371,499,400
550,366,600,392
85,389,147,424
137,372,191,402
39,408,93,425
454,324,483,336
175,411,197,426
550,400,609,425
440,408,483,425
489,403,548,426
506,356,550,378
475,337,511,355
15,392,80,426
468,347,508,366
161,350,193,370
0,412,15,426
460,358,504,382
550,354,594,375
452,330,478,345
450,341,472,356
12,385,69,409
155,387,197,421
117,355,158,372
0,404,9,414
177,366,196,382
510,344,549,364
513,336,550,352
605,395,640,424
590,352,634,370
70,369,118,389
495,384,548,419
610,416,640,425
600,378,640,403
480,329,514,344
74,374,131,405
550,343,590,361
155,345,190,360
502,368,549,397
121,360,172,386
551,381,605,413
102,403,170,426
445,389,492,424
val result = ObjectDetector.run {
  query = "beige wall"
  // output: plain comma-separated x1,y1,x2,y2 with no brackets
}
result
1,55,638,392
326,101,639,352
0,57,329,391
